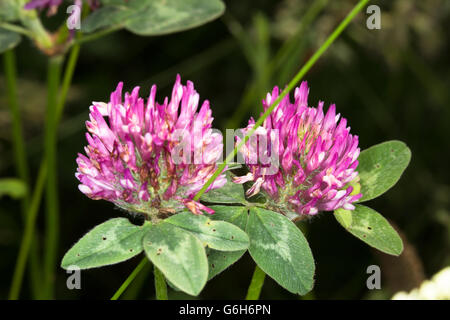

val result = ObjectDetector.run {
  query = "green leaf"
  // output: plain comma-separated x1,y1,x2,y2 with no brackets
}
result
0,0,20,22
82,0,225,36
125,0,225,36
0,28,21,53
206,248,245,280
165,278,182,292
81,6,132,33
201,172,246,205
61,218,148,269
143,222,208,296
0,178,26,199
334,208,352,228
206,206,249,279
334,205,403,256
165,211,249,251
357,140,411,202
246,208,315,295
208,205,248,229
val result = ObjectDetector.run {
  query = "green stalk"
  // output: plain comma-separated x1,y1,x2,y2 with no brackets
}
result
3,50,29,206
245,265,266,300
3,49,43,299
41,39,81,300
111,258,148,300
154,266,168,300
41,32,82,300
121,261,152,299
9,163,47,300
19,10,53,50
110,0,370,297
8,43,82,299
193,0,370,201
0,23,33,38
42,55,63,299
56,44,81,123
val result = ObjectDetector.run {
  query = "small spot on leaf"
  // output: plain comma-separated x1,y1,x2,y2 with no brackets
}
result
102,236,107,240
211,264,215,268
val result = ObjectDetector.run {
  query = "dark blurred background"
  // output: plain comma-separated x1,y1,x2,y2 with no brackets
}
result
0,0,449,299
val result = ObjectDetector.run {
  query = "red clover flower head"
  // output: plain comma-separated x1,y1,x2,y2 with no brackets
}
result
235,82,362,218
76,75,226,220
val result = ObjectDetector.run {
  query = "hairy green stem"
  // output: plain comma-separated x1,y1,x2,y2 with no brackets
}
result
3,50,29,203
121,261,152,299
154,266,168,300
42,40,81,299
19,10,53,50
193,0,370,201
111,258,148,300
0,23,33,38
9,42,82,299
3,49,43,299
56,44,81,123
42,42,82,298
6,18,96,299
42,55,64,299
8,163,47,300
245,265,266,300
